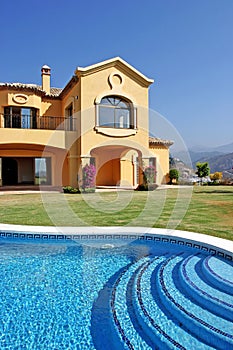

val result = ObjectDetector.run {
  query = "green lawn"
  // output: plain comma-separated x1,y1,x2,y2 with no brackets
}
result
0,186,232,240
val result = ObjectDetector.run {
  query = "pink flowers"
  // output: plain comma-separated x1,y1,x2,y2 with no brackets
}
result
82,164,96,191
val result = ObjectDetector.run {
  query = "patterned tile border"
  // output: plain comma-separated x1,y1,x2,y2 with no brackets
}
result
0,225,232,262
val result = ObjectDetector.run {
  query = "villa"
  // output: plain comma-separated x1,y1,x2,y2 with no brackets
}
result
0,57,172,190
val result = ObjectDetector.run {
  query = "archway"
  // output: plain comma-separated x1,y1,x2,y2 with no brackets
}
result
90,146,142,187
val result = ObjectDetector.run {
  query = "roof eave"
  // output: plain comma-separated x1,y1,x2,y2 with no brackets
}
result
75,57,154,87
0,83,62,98
59,76,79,99
149,137,174,148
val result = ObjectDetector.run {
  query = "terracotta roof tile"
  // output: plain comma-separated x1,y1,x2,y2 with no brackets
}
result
149,136,173,147
0,82,62,97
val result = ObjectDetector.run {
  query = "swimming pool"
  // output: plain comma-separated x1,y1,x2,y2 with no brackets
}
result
0,228,232,349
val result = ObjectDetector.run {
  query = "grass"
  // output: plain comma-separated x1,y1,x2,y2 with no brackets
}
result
0,186,232,241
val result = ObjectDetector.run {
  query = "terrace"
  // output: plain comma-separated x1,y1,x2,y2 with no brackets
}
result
1,113,76,131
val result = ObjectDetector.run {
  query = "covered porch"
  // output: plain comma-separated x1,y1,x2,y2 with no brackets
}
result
86,145,157,189
90,145,140,188
0,144,69,189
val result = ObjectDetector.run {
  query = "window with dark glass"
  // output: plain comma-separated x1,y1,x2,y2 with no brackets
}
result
4,107,38,129
98,96,135,129
65,104,74,131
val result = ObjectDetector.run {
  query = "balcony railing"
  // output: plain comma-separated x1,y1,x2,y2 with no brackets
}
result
1,114,76,131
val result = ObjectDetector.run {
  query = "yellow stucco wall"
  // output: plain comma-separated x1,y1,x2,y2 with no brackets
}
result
149,145,170,184
41,98,62,117
0,58,171,187
79,66,149,156
0,128,67,149
0,90,62,116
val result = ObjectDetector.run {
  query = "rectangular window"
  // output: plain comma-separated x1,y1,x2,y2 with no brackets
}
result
99,106,131,128
21,108,31,129
149,157,156,167
115,108,130,128
4,107,37,129
35,158,51,185
99,106,115,127
65,104,74,131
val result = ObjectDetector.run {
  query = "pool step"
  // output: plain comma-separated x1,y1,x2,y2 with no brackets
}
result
92,251,233,350
91,264,131,350
91,256,154,349
179,254,233,321
132,254,215,350
111,256,153,349
202,255,233,296
156,255,233,349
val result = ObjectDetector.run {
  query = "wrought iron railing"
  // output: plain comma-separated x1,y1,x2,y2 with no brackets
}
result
1,114,76,131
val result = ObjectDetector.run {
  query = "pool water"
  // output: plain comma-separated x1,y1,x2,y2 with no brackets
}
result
0,238,232,349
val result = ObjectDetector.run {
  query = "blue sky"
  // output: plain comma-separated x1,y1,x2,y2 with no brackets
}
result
1,0,233,149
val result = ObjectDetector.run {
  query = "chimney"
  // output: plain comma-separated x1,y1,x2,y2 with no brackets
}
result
41,65,51,94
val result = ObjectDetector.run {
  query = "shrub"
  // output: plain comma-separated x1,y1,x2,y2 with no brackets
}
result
169,169,179,184
63,186,80,194
207,181,220,186
135,183,158,191
80,187,96,194
210,172,222,183
196,162,210,185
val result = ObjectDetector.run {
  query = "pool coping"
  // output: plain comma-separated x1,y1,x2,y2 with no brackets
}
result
0,224,232,260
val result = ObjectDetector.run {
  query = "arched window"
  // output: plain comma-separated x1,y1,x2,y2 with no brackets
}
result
97,96,135,129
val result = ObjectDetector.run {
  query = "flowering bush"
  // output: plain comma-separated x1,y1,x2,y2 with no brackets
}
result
82,164,96,192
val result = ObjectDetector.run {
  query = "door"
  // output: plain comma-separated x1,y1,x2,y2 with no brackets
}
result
2,158,18,185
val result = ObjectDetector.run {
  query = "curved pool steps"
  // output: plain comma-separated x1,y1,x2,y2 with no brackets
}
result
157,255,233,349
133,253,215,350
92,257,154,350
111,256,152,349
131,255,179,350
91,265,129,350
202,255,233,296
179,254,233,321
0,229,232,350
92,250,233,350
126,261,160,349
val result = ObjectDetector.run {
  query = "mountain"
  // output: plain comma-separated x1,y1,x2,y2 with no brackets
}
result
190,142,233,154
190,145,217,152
214,142,233,154
173,142,233,166
171,142,233,177
189,150,224,164
194,152,233,175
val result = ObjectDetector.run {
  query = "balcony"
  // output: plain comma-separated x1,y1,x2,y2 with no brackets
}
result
1,114,76,131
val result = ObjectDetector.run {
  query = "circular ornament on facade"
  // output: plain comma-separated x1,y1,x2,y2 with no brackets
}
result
108,72,124,89
12,94,29,104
